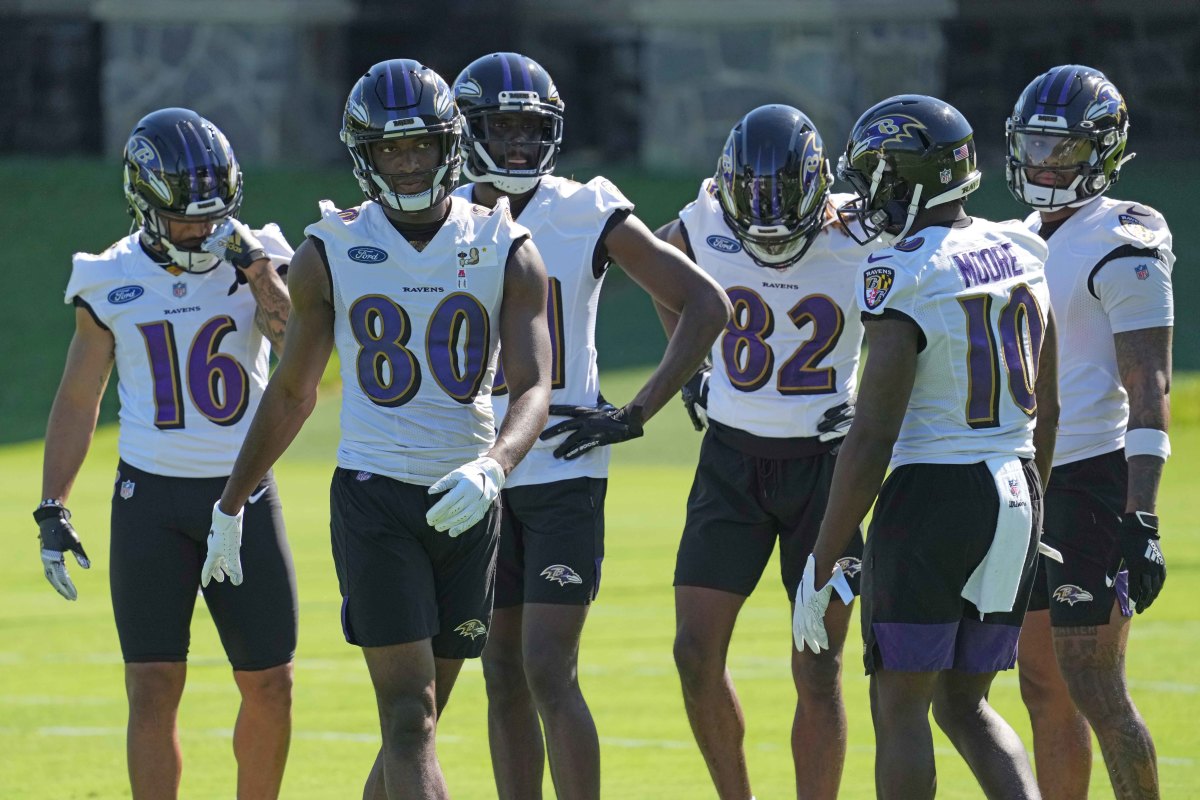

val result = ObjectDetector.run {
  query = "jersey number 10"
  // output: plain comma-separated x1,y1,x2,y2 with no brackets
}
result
959,283,1045,428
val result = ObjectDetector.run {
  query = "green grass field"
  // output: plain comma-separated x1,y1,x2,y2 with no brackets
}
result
1,366,1197,799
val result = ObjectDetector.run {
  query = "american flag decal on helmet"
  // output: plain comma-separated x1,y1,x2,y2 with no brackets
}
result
952,144,969,162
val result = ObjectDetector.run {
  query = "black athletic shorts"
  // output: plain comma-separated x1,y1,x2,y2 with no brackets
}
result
861,460,1042,675
1027,448,1132,625
495,477,606,608
109,460,297,671
329,467,499,658
674,430,863,601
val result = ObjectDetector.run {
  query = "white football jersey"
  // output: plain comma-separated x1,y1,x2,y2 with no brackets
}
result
454,175,634,487
678,183,874,439
65,226,294,478
306,197,529,485
857,219,1051,468
1024,198,1174,466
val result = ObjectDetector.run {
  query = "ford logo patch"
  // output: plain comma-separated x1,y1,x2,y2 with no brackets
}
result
348,246,388,264
706,235,742,254
107,285,144,304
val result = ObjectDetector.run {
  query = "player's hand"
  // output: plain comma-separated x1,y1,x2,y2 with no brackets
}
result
202,502,244,587
426,456,505,537
681,362,711,432
792,554,853,654
816,402,855,442
1116,511,1165,612
34,502,90,601
540,403,644,460
202,218,267,271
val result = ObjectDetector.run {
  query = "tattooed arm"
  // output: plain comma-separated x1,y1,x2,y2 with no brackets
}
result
242,259,292,354
40,306,116,503
1114,326,1172,512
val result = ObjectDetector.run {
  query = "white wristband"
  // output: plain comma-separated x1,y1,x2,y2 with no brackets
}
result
1125,428,1170,460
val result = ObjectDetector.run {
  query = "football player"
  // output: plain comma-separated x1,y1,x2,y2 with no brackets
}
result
204,59,553,799
433,52,729,800
1009,65,1171,800
36,108,297,798
794,95,1059,800
655,104,873,800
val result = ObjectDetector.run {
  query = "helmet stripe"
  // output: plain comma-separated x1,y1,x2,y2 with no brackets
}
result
188,120,215,199
1037,66,1059,104
500,54,513,92
401,63,415,105
176,123,199,202
384,62,396,106
1055,68,1076,105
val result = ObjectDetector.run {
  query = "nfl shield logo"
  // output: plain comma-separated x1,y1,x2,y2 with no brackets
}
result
173,282,187,298
1135,263,1150,280
1008,478,1021,497
939,168,952,184
119,479,136,500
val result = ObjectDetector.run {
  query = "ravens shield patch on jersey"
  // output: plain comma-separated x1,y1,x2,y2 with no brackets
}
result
864,266,895,310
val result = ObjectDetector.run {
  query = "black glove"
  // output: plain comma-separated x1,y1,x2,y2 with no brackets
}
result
34,501,91,601
540,403,645,460
1116,511,1165,613
816,402,855,442
681,362,711,432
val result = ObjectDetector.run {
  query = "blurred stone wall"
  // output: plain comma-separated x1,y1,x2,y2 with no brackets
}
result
635,0,955,172
96,1,351,162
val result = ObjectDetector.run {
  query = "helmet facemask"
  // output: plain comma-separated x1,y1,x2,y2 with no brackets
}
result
836,155,920,245
461,97,563,194
715,121,831,269
1006,120,1130,211
344,123,462,213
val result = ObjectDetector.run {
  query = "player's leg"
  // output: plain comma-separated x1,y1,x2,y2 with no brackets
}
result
777,449,862,800
362,640,447,799
1017,608,1092,799
498,478,606,800
482,604,545,799
231,664,294,799
481,491,544,799
933,669,1039,799
124,662,188,798
932,458,1043,799
109,462,203,799
673,434,777,800
871,669,940,800
329,469,450,799
790,600,853,800
521,603,597,800
202,474,298,799
1042,450,1156,799
363,652,469,800
1055,602,1158,799
674,587,750,800
864,461,1016,800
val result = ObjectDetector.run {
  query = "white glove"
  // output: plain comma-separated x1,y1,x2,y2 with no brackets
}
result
202,218,267,270
426,457,505,537
793,554,854,654
202,502,244,587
